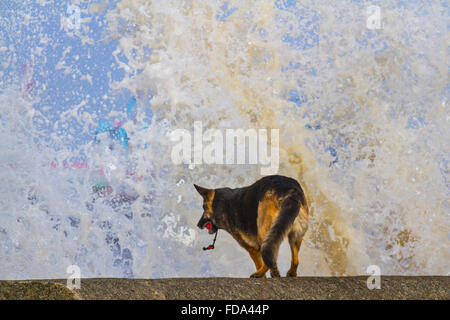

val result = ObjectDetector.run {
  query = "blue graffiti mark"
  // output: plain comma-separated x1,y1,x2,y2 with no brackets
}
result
406,114,426,129
288,89,308,107
96,120,112,134
282,61,318,78
305,123,321,130
278,5,320,50
68,216,80,228
104,229,135,277
112,127,129,149
282,30,319,50
95,121,129,149
216,1,238,22
126,96,137,120
274,0,297,11
325,146,339,167
281,61,301,72
105,231,121,257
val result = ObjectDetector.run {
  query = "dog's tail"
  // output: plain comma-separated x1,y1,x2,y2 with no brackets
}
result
261,190,306,269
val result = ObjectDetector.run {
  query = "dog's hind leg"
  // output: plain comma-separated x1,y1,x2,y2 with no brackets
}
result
259,197,301,278
286,206,309,277
286,233,302,277
253,195,280,278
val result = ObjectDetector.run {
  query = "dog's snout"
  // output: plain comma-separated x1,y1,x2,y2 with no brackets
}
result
197,215,207,229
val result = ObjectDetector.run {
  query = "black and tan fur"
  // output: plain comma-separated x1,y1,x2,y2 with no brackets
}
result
194,175,309,278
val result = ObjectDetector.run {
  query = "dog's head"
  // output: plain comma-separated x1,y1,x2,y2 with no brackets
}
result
194,184,219,234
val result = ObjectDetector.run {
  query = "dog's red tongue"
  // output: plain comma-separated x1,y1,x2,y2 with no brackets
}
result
205,223,211,230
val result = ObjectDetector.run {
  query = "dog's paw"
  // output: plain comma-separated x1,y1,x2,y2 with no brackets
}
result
270,269,281,278
286,271,297,277
250,273,266,278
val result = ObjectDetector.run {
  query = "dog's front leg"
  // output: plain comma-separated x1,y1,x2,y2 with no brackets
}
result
247,248,269,278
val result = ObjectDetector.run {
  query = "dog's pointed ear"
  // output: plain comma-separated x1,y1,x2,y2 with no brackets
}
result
194,184,210,198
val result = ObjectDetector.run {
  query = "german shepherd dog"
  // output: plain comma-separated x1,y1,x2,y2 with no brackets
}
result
194,175,309,278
